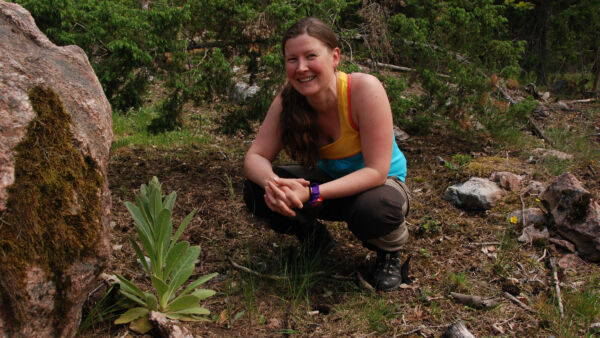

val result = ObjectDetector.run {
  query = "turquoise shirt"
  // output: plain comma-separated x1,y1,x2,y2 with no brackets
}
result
318,137,407,181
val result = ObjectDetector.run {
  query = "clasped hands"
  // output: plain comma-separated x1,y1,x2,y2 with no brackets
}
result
263,176,311,217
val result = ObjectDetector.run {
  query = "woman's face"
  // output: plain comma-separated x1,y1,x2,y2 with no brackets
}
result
284,33,340,97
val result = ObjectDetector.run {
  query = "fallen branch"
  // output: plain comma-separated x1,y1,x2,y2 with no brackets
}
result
394,324,450,337
564,98,596,103
356,271,376,293
549,256,564,318
503,292,537,314
364,60,451,78
497,86,516,105
228,257,288,281
450,292,499,309
465,242,501,247
528,117,555,148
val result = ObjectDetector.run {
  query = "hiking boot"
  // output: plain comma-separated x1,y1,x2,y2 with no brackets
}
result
296,221,335,257
372,251,403,291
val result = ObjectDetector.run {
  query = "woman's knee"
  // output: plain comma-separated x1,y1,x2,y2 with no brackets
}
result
347,185,407,240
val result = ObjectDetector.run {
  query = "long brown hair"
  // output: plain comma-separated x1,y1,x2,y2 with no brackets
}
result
279,17,339,167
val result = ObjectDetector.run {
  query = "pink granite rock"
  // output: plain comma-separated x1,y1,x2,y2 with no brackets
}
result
490,171,523,191
541,173,600,261
0,1,112,336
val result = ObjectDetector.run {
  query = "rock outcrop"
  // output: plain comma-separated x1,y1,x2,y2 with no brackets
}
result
444,177,505,210
541,173,600,261
0,1,112,336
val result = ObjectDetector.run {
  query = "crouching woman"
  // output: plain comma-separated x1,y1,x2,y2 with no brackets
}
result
243,17,410,291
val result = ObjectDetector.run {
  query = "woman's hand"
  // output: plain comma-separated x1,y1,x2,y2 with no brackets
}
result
263,177,310,216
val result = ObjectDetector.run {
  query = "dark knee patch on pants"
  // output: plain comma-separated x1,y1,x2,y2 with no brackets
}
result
347,185,406,240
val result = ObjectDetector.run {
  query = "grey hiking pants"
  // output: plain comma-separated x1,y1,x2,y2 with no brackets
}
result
243,165,410,252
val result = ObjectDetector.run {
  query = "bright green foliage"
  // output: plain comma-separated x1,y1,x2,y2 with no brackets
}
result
115,177,217,331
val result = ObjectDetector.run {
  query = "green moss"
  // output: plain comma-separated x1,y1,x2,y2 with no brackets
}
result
0,86,103,333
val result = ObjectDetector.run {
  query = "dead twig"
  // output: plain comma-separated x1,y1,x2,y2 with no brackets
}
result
519,193,527,228
228,257,288,281
536,248,547,263
528,117,555,148
356,271,376,293
549,256,564,318
466,242,501,247
450,292,499,309
564,98,596,103
492,313,517,335
393,324,450,337
503,291,537,314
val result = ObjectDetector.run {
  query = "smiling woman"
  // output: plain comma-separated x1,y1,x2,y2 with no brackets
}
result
242,17,411,292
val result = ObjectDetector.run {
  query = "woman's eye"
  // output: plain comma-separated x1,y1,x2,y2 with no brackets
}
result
308,54,317,59
286,58,297,62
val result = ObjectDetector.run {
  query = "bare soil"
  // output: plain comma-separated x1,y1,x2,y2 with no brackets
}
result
84,99,599,337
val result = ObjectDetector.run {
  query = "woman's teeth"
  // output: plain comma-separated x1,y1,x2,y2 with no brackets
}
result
298,76,315,83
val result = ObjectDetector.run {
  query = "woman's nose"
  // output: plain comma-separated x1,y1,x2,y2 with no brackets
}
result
297,58,308,71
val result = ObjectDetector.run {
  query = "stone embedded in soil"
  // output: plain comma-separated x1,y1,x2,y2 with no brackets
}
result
508,208,548,227
541,172,600,261
532,148,574,161
444,177,505,210
490,171,523,191
0,1,112,336
518,224,550,243
524,180,545,196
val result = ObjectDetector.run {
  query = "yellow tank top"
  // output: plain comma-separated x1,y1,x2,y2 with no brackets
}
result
318,72,361,160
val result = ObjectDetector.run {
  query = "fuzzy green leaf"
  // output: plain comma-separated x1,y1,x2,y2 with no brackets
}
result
149,184,162,224
116,274,145,299
129,236,150,274
151,275,169,310
156,208,172,270
119,290,147,308
180,273,218,297
129,315,153,334
191,289,216,301
165,246,200,301
172,304,210,315
167,294,200,312
164,191,177,211
125,201,154,246
170,209,196,251
144,292,158,311
165,241,188,279
114,307,148,324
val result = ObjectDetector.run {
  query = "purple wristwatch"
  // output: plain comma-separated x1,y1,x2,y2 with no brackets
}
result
308,182,323,206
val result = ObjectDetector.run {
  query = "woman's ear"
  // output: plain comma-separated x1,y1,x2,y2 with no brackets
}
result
332,47,341,69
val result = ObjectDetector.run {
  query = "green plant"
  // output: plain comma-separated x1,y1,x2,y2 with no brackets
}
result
444,153,472,177
418,216,441,236
114,177,218,333
78,285,125,334
448,272,471,292
367,299,398,334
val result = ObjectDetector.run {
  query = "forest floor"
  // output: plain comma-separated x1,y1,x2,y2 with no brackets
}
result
83,93,599,337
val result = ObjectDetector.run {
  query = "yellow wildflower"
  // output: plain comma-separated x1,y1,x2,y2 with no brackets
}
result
510,216,518,224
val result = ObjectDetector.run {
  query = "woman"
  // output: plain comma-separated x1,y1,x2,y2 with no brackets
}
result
243,17,410,291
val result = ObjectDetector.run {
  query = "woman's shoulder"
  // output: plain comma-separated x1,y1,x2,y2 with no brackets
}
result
347,72,385,95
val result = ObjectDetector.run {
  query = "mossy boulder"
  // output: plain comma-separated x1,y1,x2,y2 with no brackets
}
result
0,2,112,336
